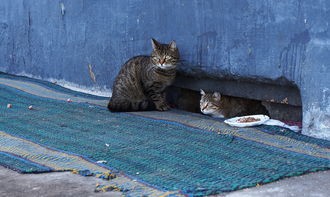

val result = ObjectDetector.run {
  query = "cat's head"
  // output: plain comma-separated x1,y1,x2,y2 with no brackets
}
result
150,38,180,69
200,89,224,117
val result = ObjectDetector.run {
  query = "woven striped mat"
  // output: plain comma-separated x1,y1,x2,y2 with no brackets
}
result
0,72,329,196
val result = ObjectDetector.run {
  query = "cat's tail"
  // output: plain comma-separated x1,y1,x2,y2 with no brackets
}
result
263,119,300,132
107,99,154,112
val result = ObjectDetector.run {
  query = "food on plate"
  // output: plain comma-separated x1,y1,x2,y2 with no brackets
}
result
237,117,260,123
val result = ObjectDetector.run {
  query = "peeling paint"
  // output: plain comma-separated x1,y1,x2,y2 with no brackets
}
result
60,2,65,16
279,30,310,85
303,104,330,140
311,38,330,46
88,64,96,83
15,71,111,97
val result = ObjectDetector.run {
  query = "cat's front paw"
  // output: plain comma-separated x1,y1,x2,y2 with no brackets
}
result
156,102,170,111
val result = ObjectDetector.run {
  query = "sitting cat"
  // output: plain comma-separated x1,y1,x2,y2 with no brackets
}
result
108,38,179,112
200,89,300,132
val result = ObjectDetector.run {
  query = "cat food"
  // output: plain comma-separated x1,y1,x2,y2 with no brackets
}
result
237,117,261,123
225,115,270,127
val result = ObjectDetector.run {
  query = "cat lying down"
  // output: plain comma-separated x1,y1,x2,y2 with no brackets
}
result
200,89,300,132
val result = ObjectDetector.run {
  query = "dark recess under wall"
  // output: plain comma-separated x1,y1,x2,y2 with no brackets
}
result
168,75,302,122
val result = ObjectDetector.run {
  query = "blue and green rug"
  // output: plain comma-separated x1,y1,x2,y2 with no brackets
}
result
0,73,329,196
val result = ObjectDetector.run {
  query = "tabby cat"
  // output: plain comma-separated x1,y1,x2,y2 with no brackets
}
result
108,38,179,112
200,89,269,118
200,89,300,131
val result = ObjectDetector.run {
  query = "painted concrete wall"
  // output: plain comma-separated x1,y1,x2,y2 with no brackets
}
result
0,0,329,139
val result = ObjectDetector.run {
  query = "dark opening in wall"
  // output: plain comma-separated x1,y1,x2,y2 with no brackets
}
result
167,75,302,123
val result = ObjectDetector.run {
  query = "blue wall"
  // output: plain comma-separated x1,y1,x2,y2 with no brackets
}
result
0,0,329,139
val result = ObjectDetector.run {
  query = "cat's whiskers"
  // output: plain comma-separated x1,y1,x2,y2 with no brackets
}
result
156,64,176,70
108,38,179,112
200,90,271,122
201,103,208,111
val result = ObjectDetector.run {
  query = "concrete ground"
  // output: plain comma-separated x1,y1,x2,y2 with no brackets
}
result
0,166,329,197
223,170,330,197
0,166,121,197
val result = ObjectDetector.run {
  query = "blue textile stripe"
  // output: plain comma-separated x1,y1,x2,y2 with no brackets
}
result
0,131,180,197
0,72,107,100
0,73,330,196
0,151,52,173
130,111,330,160
0,131,111,172
0,76,108,106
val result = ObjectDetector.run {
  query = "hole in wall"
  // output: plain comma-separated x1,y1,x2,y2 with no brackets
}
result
167,77,303,126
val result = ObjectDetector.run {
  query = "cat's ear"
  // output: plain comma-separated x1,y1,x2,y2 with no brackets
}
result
200,89,205,95
213,92,221,101
151,38,160,50
169,40,177,50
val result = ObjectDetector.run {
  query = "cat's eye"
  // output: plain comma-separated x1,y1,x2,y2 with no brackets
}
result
201,103,208,110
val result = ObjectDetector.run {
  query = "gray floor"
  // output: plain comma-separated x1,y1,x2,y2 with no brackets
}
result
223,170,330,197
0,166,121,197
1,166,329,197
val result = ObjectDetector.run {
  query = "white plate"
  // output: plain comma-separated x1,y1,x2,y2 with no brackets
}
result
224,114,270,127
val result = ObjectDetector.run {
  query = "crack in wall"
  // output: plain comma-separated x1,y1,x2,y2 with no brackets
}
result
279,29,310,85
